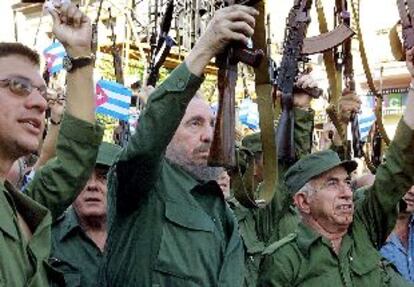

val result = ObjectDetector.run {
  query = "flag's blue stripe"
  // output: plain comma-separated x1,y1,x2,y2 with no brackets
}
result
106,97,131,109
96,107,129,121
49,64,63,74
98,80,132,96
44,42,64,53
360,126,372,133
358,115,376,125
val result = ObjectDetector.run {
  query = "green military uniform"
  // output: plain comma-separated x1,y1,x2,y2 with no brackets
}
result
100,63,244,287
0,113,103,287
258,120,414,287
230,108,314,287
50,142,121,287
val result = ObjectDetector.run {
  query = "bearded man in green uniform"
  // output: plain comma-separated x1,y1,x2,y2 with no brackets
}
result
100,5,259,287
0,3,103,286
50,142,121,287
257,48,414,287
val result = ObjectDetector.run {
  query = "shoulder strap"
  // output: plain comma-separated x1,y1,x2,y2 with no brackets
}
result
262,232,297,255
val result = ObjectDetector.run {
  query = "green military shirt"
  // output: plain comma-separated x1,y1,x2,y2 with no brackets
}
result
258,119,414,287
228,198,264,287
100,63,244,287
50,208,103,287
0,113,103,287
230,108,314,287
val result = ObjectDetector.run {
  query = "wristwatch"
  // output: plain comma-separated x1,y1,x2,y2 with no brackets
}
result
63,54,95,73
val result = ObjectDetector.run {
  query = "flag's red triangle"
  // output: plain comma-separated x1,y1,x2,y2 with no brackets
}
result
95,84,108,107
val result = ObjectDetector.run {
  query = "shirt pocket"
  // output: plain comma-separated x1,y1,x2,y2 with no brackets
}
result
153,201,216,286
48,257,81,287
350,253,385,286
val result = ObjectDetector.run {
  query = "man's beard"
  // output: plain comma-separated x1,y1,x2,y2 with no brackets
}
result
165,142,222,182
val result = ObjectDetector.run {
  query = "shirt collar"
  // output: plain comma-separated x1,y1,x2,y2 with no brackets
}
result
164,159,200,193
386,233,407,255
409,214,414,226
296,222,323,257
58,208,82,241
0,182,19,240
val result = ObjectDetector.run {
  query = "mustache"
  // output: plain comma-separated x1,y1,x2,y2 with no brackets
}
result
193,143,211,154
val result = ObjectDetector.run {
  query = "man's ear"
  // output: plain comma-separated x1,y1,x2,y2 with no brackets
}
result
294,192,311,214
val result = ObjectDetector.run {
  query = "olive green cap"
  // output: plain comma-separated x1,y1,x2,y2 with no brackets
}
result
241,132,262,154
96,142,122,167
284,150,358,195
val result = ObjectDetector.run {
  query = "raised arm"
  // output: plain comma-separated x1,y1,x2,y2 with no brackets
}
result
356,47,414,247
24,3,103,219
114,5,259,214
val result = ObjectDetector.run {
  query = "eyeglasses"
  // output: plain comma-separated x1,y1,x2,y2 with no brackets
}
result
0,77,47,99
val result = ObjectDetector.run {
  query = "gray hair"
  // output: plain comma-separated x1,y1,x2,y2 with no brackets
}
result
296,181,316,197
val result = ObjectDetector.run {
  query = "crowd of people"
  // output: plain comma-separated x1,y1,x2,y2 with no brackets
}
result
1,2,414,287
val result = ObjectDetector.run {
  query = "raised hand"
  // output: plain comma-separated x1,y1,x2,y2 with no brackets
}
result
185,5,259,76
49,2,92,57
47,88,65,124
338,90,361,124
293,74,318,109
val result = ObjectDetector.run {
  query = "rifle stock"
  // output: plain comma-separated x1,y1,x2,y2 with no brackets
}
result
208,45,264,167
208,0,263,168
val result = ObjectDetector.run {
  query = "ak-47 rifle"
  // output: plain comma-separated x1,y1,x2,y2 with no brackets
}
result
147,0,175,87
275,0,321,164
207,0,264,168
276,0,354,164
335,0,363,159
349,0,390,155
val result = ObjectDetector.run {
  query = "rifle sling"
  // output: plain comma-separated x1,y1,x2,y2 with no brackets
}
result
389,22,405,61
234,0,278,208
254,0,278,207
350,0,390,145
315,0,345,143
233,155,258,209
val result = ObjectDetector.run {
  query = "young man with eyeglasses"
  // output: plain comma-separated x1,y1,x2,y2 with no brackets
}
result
0,2,103,286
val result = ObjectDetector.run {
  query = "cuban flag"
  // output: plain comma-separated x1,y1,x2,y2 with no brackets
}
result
43,42,66,74
358,108,376,142
95,80,132,121
239,98,259,130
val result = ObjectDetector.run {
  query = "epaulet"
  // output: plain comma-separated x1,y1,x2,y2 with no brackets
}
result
262,233,297,255
53,209,70,225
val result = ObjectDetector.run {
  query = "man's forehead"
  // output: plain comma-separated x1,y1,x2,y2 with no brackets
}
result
0,55,43,85
317,166,348,181
184,97,215,120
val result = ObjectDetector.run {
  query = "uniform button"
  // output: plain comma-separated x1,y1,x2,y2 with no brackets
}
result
212,217,217,222
349,256,353,261
177,79,185,89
